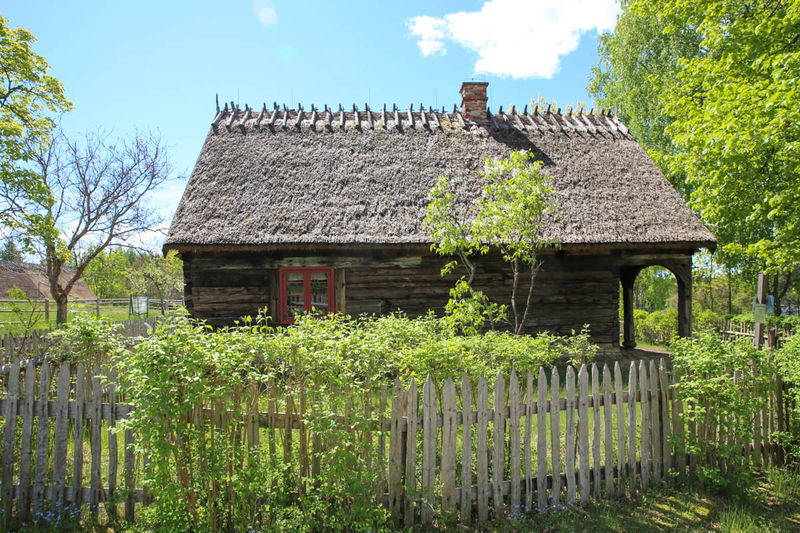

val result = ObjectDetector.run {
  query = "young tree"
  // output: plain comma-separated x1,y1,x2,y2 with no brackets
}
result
0,15,72,226
81,247,137,297
0,239,23,262
0,129,176,323
590,0,800,315
128,250,183,314
424,150,558,334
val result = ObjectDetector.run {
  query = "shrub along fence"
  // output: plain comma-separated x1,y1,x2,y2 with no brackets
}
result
0,355,789,530
718,319,794,345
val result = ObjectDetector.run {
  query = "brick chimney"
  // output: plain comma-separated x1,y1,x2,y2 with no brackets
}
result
460,81,488,121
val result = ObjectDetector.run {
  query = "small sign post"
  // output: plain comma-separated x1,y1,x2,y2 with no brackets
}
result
129,296,149,318
753,272,767,349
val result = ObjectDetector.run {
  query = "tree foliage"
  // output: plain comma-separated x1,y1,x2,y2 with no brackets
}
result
590,0,800,311
1,129,176,323
424,150,558,334
0,14,71,226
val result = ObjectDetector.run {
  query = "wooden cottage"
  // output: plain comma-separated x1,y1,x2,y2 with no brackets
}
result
165,82,716,353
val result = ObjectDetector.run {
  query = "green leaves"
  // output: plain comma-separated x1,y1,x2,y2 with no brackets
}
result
424,150,558,333
0,14,71,228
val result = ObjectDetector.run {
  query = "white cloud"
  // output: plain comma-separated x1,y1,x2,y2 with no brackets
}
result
406,15,447,56
407,0,619,79
253,0,277,26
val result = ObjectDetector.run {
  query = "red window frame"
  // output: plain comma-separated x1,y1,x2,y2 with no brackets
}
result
279,266,335,324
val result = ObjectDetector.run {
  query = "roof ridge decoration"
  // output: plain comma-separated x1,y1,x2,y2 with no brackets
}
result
208,98,633,139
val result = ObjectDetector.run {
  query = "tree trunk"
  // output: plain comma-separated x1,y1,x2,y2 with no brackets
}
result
727,266,733,315
55,294,69,324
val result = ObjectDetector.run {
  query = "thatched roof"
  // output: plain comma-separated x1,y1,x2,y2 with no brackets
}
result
165,103,716,251
0,261,97,300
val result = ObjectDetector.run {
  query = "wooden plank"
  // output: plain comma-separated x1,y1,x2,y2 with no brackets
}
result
460,374,472,522
388,379,404,522
441,378,457,512
509,371,521,511
650,360,662,484
421,376,436,525
73,362,85,507
565,366,576,505
639,360,650,490
537,368,548,511
627,362,637,494
752,364,762,469
615,362,625,497
524,372,533,513
18,360,36,520
107,368,119,520
378,383,387,504
33,360,50,515
2,358,20,519
477,377,489,521
577,365,590,506
406,377,419,527
124,426,135,522
602,365,613,496
492,372,506,518
659,359,671,479
591,363,601,499
90,365,102,517
550,367,561,504
52,363,70,505
672,372,686,480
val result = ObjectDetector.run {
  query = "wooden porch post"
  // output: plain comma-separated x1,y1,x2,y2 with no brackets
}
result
621,269,636,349
676,266,692,338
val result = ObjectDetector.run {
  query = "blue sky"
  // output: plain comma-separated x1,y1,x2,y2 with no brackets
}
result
3,0,618,248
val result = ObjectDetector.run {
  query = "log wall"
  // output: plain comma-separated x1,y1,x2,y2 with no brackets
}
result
180,246,625,345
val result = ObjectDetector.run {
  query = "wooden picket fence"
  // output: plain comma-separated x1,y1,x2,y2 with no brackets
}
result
0,356,788,529
0,317,163,366
718,319,794,345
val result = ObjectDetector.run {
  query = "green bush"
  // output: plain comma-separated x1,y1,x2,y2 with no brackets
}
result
776,335,800,463
670,333,777,494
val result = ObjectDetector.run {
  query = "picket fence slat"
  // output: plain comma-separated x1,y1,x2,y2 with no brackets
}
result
524,372,533,513
650,360,661,484
73,363,85,507
578,366,590,505
53,364,70,505
459,375,471,522
509,371,521,511
659,359,671,479
565,366,576,505
442,378,457,512
19,360,36,520
476,377,489,520
406,377,419,526
627,362,637,494
639,360,650,490
602,364,614,496
537,368,548,511
492,372,505,518
107,368,119,520
550,367,561,504
2,358,20,519
388,379,404,520
591,364,601,499
33,360,50,515
421,376,435,525
614,362,625,497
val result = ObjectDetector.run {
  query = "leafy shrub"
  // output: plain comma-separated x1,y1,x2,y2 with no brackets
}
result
671,333,777,493
776,336,800,463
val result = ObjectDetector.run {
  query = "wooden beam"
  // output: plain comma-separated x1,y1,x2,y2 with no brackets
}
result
255,104,266,128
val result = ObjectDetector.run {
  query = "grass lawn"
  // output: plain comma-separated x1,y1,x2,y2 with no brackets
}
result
473,469,800,533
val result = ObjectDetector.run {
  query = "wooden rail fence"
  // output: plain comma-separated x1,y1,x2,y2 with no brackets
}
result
718,319,794,345
0,357,787,528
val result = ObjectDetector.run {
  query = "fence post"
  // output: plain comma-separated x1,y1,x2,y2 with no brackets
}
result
44,299,49,321
96,298,101,318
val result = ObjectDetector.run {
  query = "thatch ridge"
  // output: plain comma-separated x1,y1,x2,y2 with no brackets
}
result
166,104,716,250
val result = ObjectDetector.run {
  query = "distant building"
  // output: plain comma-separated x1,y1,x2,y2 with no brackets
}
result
0,261,97,300
165,82,716,353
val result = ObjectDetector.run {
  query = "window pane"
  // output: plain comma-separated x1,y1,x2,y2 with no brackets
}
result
287,272,303,281
310,272,328,281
